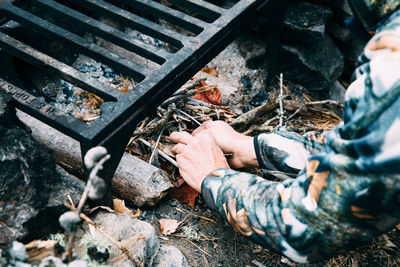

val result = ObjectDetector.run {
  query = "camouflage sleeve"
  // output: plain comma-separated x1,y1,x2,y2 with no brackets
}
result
201,11,400,263
254,131,323,179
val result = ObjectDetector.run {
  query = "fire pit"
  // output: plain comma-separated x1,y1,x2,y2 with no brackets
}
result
0,0,271,205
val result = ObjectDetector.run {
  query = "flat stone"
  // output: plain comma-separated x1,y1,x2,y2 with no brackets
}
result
278,34,344,91
282,1,332,44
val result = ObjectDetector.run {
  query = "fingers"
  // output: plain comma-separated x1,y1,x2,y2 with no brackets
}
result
192,120,213,136
169,131,194,144
171,143,186,154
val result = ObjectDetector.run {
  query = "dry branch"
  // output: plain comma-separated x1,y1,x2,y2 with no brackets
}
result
285,100,343,124
133,105,175,137
229,101,277,128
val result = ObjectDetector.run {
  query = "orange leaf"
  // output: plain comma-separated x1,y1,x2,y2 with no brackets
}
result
159,219,180,235
201,67,218,77
113,198,140,219
192,80,221,105
169,183,199,209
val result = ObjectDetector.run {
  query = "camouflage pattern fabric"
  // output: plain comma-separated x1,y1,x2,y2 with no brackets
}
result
201,10,400,263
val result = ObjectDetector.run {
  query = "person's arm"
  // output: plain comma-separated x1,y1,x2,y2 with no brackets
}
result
254,131,323,179
171,11,400,263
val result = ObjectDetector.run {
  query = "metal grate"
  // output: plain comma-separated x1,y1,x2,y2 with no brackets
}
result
0,0,266,206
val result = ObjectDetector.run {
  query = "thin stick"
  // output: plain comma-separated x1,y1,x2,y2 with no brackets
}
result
243,115,279,135
138,138,178,168
170,78,207,97
133,105,175,137
66,154,110,262
175,207,216,224
178,78,207,93
176,109,202,126
229,101,276,128
186,239,211,257
161,91,195,107
193,84,217,93
278,73,285,129
148,128,164,165
76,155,110,214
65,234,75,262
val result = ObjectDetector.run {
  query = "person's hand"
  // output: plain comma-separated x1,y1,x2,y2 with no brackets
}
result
192,121,258,168
170,131,230,192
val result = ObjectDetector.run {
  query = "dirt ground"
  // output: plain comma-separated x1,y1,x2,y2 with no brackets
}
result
139,196,400,267
140,198,280,267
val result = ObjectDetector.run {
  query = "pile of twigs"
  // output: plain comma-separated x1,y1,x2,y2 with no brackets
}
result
126,75,343,183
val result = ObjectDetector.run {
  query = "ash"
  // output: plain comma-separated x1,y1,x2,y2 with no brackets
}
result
38,55,122,123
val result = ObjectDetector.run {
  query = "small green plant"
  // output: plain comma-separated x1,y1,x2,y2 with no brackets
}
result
182,226,201,242
48,233,67,250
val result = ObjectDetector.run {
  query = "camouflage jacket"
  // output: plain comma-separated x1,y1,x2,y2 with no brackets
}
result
201,10,400,263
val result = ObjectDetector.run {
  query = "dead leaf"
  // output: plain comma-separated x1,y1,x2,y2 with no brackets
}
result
113,198,141,219
201,67,218,77
159,218,181,235
192,80,221,105
88,205,115,215
213,242,218,249
169,183,199,209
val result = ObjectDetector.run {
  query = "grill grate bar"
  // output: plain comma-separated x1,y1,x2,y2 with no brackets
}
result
2,4,150,80
66,0,186,48
174,0,225,14
154,0,221,22
0,78,88,141
34,0,169,65
117,0,207,34
0,31,122,101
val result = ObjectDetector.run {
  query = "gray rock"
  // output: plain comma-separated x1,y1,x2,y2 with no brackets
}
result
14,262,31,267
8,241,28,262
326,20,352,42
278,35,344,91
0,91,61,246
39,256,66,267
47,166,84,210
153,245,189,267
282,1,332,44
0,91,84,246
80,212,160,267
68,260,87,267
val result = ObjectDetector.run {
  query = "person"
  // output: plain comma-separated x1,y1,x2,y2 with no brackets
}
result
169,0,400,263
